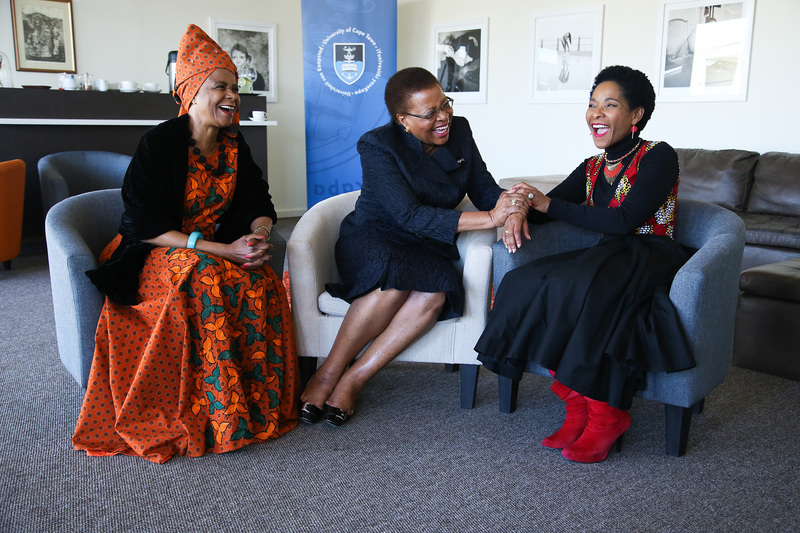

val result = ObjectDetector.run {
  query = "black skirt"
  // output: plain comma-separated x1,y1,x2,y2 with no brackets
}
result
325,213,463,320
475,234,696,409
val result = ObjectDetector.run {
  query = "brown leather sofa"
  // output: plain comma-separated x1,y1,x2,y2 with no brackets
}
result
676,149,800,271
676,148,800,381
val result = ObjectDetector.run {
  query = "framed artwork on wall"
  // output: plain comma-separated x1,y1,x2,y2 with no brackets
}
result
210,18,277,102
433,19,488,104
530,6,604,103
655,0,756,102
10,0,76,73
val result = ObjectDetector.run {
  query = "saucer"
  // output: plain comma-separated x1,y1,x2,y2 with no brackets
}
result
120,88,140,93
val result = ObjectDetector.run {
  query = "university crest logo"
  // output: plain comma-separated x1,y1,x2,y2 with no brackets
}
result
334,43,364,85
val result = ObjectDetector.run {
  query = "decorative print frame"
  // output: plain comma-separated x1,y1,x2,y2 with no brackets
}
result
210,18,277,102
11,0,76,73
655,0,756,102
530,6,604,103
433,19,488,104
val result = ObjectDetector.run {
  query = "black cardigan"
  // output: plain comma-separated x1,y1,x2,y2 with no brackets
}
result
87,115,277,304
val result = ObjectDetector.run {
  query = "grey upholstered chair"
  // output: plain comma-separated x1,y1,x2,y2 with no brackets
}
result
287,190,496,408
490,198,746,456
38,150,132,214
45,189,287,387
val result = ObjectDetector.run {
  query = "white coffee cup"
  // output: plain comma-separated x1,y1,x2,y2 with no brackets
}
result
250,110,267,121
119,80,138,92
61,78,78,90
95,78,108,92
143,82,159,93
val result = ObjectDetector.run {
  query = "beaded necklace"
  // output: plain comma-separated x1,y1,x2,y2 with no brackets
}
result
188,132,227,177
603,139,641,184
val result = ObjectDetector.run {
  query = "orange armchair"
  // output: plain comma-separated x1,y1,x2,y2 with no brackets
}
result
0,159,25,270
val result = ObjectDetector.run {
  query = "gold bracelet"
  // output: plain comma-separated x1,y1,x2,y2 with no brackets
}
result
255,225,272,241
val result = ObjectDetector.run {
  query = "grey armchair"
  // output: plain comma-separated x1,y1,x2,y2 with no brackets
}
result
45,189,287,387
287,190,496,408
38,150,132,214
491,198,746,456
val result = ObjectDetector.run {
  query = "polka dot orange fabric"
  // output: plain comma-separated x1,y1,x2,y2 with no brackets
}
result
73,136,299,463
174,24,238,118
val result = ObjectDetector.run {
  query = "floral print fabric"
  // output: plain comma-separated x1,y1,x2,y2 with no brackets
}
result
73,136,298,463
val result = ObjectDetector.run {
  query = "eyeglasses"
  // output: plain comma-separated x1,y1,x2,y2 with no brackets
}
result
404,97,454,121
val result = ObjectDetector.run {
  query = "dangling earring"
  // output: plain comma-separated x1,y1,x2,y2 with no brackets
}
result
631,125,638,140
404,126,410,133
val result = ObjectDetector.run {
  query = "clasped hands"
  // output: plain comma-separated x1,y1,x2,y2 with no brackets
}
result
490,182,550,254
230,232,273,269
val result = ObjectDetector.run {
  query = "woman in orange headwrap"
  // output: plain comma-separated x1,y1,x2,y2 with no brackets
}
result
73,24,298,463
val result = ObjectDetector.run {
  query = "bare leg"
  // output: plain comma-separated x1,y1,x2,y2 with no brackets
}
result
325,290,446,415
300,288,410,408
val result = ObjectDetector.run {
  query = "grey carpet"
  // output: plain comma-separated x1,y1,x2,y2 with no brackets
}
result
0,254,798,533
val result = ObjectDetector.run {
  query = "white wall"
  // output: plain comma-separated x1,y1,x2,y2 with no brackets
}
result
2,0,798,216
398,0,800,179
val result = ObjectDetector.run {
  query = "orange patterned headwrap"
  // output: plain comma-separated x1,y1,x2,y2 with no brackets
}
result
174,24,238,121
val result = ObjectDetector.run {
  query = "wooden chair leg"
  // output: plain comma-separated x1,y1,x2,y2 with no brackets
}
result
459,364,479,409
664,399,702,457
298,357,318,389
499,375,519,413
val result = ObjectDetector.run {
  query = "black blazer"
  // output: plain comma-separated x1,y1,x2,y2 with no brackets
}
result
348,116,502,249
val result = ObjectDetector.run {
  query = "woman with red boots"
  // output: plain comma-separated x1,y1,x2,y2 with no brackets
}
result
475,66,696,463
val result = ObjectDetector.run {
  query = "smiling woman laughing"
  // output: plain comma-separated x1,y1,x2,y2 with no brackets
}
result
73,24,298,463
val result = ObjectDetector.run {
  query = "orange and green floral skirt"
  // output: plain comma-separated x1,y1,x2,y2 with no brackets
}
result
73,243,299,463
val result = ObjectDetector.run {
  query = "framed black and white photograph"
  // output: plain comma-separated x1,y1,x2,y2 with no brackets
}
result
210,18,277,102
530,6,604,103
433,19,488,104
655,0,755,102
10,0,76,73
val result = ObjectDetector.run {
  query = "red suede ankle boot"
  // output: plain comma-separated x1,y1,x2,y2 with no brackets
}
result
561,398,631,463
541,379,588,450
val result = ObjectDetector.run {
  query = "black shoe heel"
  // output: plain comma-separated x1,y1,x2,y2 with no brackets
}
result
614,433,625,453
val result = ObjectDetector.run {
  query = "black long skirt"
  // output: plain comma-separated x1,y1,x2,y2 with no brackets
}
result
475,234,696,410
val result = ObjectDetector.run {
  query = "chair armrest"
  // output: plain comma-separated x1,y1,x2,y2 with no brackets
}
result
37,159,69,214
669,204,746,368
45,189,123,387
287,191,359,358
492,221,601,286
456,227,496,317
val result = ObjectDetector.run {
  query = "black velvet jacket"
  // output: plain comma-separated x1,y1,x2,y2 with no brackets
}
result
87,115,277,304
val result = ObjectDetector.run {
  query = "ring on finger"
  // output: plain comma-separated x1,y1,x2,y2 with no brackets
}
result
511,199,518,206
528,192,534,200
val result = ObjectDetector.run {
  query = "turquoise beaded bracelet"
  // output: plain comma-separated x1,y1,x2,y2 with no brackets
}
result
186,231,202,249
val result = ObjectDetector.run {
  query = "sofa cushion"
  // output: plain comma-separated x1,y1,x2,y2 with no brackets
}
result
675,148,758,211
739,259,800,303
746,151,800,216
739,212,800,250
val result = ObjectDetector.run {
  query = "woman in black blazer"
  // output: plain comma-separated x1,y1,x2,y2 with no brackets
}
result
300,67,531,426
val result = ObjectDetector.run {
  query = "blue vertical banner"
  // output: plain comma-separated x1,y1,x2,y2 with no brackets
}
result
301,0,397,208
